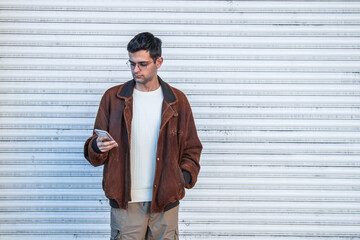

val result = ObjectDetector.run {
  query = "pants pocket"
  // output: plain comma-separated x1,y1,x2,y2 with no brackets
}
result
174,227,179,240
110,229,121,240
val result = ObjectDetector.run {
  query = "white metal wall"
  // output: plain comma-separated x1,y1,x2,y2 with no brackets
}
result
1,1,360,239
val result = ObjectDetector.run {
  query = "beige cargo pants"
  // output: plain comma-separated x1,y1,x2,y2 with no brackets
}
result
110,202,179,240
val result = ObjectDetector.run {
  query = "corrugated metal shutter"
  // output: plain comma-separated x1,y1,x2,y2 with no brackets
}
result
1,1,360,239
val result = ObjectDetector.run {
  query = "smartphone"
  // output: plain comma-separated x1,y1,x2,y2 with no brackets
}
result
94,129,115,142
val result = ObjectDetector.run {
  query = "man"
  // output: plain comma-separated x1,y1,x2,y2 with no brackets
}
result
84,32,202,240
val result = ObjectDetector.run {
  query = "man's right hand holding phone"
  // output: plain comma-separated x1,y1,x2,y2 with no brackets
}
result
94,129,118,153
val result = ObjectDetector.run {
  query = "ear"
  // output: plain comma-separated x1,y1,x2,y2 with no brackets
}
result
155,57,163,69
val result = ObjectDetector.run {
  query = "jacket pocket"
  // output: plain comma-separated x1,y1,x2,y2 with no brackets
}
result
177,166,186,198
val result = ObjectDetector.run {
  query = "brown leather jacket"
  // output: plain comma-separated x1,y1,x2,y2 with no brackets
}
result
84,77,202,213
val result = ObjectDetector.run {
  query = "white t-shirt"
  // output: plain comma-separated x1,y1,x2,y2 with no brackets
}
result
130,87,163,202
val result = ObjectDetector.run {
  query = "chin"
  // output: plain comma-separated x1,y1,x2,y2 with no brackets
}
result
134,78,144,83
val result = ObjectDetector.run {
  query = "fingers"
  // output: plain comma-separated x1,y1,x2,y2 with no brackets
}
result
96,137,118,153
98,141,118,153
97,136,110,142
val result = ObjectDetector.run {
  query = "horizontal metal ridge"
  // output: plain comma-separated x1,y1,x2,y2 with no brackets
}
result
2,35,360,49
1,1,360,13
1,11,360,25
3,48,360,61
2,23,360,37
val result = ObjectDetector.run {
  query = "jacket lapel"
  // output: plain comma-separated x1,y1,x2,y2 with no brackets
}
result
160,101,177,130
117,80,135,144
159,77,177,129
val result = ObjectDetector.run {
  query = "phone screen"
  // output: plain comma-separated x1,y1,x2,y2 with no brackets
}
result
94,129,115,142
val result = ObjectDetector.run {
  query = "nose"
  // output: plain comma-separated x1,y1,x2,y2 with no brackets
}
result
134,64,141,72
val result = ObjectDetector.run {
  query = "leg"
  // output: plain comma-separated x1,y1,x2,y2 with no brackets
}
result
146,205,179,240
110,202,150,240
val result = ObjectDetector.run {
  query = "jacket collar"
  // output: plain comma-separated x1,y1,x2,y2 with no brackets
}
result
117,76,176,104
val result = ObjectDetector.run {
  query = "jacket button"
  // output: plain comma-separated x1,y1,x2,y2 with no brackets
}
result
154,184,157,188
157,158,159,161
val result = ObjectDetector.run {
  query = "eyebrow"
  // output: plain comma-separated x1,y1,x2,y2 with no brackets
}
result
129,60,151,64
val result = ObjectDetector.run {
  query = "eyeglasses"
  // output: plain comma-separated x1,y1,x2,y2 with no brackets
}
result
126,60,154,70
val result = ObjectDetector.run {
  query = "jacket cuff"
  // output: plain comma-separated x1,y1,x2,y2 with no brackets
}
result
182,170,192,187
91,137,103,154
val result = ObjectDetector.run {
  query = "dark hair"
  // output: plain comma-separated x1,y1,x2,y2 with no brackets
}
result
127,32,162,61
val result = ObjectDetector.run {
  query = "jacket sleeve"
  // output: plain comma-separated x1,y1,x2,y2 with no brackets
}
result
83,94,110,167
179,101,202,189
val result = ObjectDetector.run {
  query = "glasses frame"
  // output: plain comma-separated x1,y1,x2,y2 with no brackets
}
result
126,59,156,70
